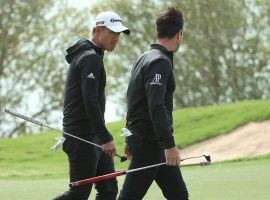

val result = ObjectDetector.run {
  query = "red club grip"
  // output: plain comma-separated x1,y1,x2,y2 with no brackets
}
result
70,171,125,187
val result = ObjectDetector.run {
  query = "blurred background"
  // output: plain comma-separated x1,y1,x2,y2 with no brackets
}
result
1,1,270,199
1,0,270,137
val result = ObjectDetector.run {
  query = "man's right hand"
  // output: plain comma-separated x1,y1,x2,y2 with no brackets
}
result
164,146,181,166
124,143,132,160
101,141,116,156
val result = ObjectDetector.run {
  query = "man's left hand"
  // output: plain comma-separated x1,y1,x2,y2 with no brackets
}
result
101,141,117,156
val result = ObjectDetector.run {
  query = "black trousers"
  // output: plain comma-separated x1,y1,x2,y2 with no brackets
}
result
52,135,118,200
118,135,188,200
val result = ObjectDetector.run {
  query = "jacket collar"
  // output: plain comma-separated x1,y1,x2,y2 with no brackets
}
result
150,43,174,64
65,38,104,64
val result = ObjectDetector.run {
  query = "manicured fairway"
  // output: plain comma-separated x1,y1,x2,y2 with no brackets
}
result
1,100,270,199
1,159,269,200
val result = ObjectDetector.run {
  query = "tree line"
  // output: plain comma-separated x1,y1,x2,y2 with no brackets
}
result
0,0,269,137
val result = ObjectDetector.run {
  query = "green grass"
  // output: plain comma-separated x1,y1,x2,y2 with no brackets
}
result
0,158,270,200
172,99,270,147
1,99,270,199
0,133,68,179
1,100,270,178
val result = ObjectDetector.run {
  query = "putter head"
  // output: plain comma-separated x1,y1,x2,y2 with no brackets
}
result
203,153,211,163
120,156,128,162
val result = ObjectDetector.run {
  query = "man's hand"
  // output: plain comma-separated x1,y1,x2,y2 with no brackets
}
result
101,141,116,156
164,146,181,166
124,143,132,160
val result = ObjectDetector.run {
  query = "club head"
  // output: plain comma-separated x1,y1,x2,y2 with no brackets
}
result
203,153,211,163
120,156,128,162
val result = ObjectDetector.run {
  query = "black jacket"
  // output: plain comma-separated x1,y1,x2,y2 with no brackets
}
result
63,38,113,143
126,44,176,149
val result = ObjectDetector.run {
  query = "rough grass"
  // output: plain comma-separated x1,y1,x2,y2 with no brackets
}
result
172,100,270,147
0,100,270,178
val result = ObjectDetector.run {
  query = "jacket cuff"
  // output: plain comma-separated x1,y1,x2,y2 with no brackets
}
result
158,136,176,149
98,129,113,144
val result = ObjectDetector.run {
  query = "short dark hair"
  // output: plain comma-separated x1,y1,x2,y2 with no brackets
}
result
92,26,105,35
156,6,184,39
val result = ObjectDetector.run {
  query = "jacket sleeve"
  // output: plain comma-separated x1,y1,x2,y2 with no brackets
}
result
79,54,113,144
144,59,175,149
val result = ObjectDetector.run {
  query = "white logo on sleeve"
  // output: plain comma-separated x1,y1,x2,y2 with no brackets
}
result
87,73,95,79
150,74,162,85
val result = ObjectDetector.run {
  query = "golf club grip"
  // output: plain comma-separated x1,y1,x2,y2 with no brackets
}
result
5,109,42,126
69,171,126,187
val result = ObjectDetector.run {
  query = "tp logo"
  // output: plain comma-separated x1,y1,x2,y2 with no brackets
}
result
150,74,162,85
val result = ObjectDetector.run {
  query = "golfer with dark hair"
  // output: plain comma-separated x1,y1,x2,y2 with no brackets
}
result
118,7,188,200
53,11,130,200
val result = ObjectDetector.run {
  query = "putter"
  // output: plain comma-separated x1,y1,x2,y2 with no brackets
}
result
5,108,127,162
70,154,211,187
182,153,211,163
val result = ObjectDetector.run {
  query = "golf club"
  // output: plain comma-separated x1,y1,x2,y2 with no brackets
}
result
182,153,211,163
70,154,211,187
5,108,127,162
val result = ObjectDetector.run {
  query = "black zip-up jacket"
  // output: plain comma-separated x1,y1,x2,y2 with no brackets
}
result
126,44,176,149
63,38,113,143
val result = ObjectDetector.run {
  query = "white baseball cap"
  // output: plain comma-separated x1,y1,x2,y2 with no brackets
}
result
94,11,130,35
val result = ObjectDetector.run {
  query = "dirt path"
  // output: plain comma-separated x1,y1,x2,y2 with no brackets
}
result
181,120,270,163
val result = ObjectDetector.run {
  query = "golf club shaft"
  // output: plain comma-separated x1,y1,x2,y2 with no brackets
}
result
70,171,126,187
180,161,210,167
5,108,124,160
181,155,205,161
127,161,211,173
126,155,207,173
70,156,211,187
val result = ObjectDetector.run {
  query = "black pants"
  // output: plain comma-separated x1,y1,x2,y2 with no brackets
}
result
118,135,188,200
52,135,118,200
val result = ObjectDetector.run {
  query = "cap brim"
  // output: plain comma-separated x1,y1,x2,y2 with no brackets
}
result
107,25,130,35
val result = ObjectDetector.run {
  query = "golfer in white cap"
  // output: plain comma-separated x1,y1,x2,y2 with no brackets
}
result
52,11,130,200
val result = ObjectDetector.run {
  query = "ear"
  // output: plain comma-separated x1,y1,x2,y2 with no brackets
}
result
96,26,105,34
95,26,101,33
180,30,183,36
176,31,181,40
178,30,183,41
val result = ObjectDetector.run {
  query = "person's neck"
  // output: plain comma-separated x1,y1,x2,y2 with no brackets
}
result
90,37,103,50
156,38,174,52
